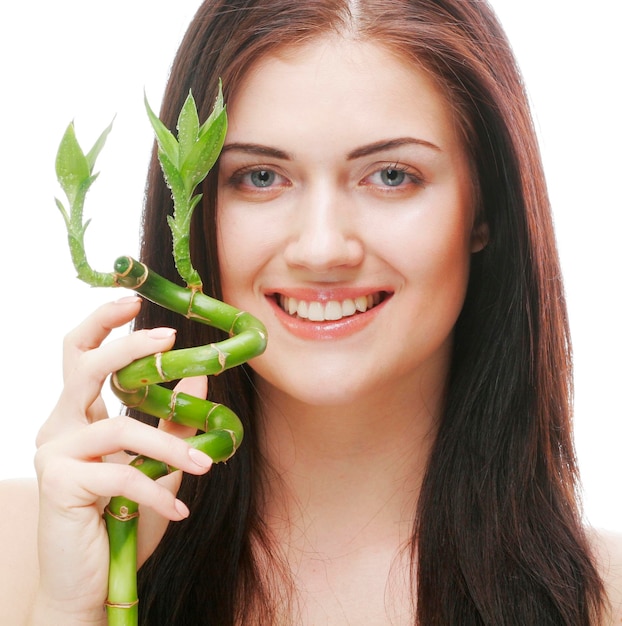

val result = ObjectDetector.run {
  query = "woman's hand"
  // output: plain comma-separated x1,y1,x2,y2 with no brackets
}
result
28,296,211,624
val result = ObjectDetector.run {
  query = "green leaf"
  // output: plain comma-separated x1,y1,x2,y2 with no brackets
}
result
166,214,181,236
177,91,199,166
145,92,180,167
188,193,203,213
158,151,187,207
181,107,227,192
56,122,90,205
199,80,225,136
86,118,115,173
54,197,70,227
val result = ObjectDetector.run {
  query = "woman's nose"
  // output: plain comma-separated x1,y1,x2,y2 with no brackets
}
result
283,186,364,273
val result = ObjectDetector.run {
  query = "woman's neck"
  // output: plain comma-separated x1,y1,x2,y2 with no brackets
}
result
254,372,442,554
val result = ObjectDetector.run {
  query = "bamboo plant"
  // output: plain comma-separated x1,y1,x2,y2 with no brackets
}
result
54,84,267,625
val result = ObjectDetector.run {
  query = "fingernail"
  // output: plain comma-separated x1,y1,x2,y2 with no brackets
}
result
147,327,177,339
175,499,190,519
188,447,213,469
114,295,142,304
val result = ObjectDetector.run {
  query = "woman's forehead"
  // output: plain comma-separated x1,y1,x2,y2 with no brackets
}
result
224,36,463,155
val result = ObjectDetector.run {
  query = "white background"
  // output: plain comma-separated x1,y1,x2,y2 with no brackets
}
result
0,2,620,532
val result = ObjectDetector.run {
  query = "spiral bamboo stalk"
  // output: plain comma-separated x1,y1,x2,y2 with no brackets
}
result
54,84,265,625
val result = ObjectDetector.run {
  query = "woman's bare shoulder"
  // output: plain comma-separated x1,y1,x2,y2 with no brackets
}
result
0,478,40,620
588,526,622,625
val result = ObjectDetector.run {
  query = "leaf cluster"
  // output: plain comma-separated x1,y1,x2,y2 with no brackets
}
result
145,83,226,204
145,84,227,290
54,83,227,291
55,119,115,286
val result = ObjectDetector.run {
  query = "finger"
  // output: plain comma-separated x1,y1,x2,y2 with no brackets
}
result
43,415,213,477
63,296,142,381
37,455,191,522
105,375,207,468
158,375,207,440
78,462,192,521
86,395,109,425
58,327,178,424
37,328,178,447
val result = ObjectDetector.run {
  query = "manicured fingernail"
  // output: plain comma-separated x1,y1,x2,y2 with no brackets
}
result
147,327,177,339
114,295,142,304
188,447,213,469
175,499,190,519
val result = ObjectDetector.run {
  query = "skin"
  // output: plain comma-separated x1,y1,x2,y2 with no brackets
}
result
217,35,621,624
0,299,208,625
217,36,483,621
0,35,620,626
218,37,484,413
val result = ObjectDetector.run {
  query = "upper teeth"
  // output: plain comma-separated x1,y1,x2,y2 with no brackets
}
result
279,293,381,322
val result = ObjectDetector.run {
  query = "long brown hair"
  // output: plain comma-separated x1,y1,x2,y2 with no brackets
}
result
135,1,606,623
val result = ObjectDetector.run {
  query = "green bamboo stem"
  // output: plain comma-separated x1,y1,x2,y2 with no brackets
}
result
53,86,263,625
110,255,266,430
101,256,265,625
104,499,138,625
104,430,240,626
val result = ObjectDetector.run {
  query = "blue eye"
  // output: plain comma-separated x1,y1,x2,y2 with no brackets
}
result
363,165,424,192
225,166,290,197
249,170,276,187
380,168,406,187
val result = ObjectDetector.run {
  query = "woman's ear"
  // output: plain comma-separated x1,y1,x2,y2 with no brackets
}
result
470,220,489,253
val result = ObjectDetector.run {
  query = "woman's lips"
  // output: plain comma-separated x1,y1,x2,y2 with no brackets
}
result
278,292,385,322
267,290,391,339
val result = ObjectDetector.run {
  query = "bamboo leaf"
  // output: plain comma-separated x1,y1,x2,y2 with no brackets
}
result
181,107,227,192
188,193,203,213
198,80,225,136
158,151,187,207
166,214,182,237
144,92,180,167
55,122,90,205
85,118,115,173
54,197,70,227
78,172,99,200
177,91,199,165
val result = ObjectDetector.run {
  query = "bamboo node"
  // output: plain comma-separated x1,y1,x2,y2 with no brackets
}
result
155,351,165,381
185,286,205,319
111,372,145,399
210,343,227,374
186,287,196,318
105,598,139,609
131,263,149,288
228,310,245,335
204,402,222,431
167,389,179,421
105,505,140,522
113,257,134,280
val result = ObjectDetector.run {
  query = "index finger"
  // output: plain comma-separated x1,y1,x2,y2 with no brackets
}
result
62,296,142,381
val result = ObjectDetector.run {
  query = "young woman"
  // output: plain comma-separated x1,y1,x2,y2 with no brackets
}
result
1,0,621,624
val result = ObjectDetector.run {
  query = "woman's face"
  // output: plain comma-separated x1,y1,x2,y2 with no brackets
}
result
217,36,484,407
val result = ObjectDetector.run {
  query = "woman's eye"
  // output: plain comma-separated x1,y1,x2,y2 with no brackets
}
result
364,165,424,190
379,168,407,187
248,169,277,188
227,167,289,193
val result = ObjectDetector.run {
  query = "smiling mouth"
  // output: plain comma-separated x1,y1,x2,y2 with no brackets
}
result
276,292,390,322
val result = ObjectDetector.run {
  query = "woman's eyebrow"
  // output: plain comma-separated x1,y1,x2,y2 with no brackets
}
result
220,142,292,160
347,137,441,160
220,137,440,161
